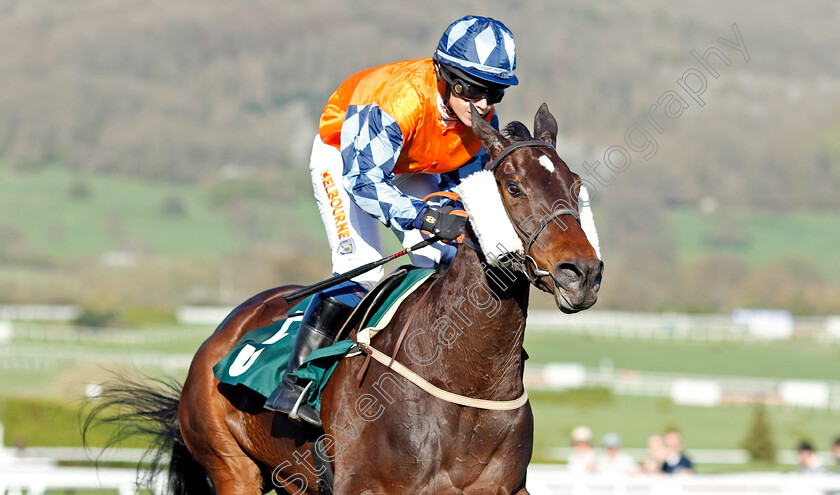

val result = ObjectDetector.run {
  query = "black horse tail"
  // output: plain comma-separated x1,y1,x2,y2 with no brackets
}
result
81,373,214,495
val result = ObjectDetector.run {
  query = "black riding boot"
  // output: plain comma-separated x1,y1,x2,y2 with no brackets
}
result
264,295,352,427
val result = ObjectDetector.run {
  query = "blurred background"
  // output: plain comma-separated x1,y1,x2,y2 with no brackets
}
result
0,0,839,491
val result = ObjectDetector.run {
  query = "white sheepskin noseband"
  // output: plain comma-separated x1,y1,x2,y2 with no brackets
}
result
457,171,603,264
456,170,524,265
578,185,601,259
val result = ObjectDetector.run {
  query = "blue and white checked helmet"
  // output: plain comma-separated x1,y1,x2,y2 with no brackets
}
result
434,15,518,86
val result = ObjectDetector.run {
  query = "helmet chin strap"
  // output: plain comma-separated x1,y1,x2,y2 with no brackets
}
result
441,94,458,122
434,62,459,121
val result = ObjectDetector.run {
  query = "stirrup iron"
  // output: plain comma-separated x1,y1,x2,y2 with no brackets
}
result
288,382,313,422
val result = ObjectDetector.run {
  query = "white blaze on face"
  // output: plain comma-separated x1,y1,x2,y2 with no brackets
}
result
538,155,555,173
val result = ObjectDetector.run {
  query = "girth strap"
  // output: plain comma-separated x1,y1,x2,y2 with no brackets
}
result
309,437,334,494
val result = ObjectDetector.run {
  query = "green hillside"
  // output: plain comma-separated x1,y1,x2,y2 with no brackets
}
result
670,209,840,277
0,166,331,258
0,167,237,257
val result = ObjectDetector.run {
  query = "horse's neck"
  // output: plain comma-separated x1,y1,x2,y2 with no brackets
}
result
431,241,531,397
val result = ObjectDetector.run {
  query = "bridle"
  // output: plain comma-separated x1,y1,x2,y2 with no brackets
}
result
484,139,581,288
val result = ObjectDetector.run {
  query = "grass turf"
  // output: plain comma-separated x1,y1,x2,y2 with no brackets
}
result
523,332,840,381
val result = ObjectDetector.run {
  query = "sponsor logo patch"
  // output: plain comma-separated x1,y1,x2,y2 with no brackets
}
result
321,170,351,240
338,238,355,255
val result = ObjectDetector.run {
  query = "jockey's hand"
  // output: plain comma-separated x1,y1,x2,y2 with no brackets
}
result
412,205,467,241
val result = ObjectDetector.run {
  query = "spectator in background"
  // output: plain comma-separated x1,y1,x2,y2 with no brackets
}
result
641,434,667,475
832,436,840,473
595,432,639,476
662,429,693,474
567,426,595,474
797,441,828,473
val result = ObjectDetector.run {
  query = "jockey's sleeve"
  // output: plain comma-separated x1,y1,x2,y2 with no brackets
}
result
340,104,426,231
437,113,500,193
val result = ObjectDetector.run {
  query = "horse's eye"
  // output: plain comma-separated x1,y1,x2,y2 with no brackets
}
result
506,181,523,197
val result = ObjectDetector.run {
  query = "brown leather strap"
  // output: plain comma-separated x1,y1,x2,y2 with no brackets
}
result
356,276,439,384
356,350,373,384
485,139,553,173
389,276,440,367
518,207,580,255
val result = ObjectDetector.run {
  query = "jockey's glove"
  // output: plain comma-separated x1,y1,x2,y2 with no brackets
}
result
412,205,467,241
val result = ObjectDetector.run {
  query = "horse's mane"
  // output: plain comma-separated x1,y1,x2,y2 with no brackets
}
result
502,121,532,141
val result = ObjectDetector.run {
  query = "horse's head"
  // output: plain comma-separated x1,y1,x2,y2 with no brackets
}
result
470,103,603,313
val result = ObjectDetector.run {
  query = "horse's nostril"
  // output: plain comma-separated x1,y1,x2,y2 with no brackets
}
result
592,269,603,293
555,259,603,292
554,262,583,286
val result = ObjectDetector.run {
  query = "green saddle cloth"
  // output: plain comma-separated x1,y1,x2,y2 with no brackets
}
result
212,267,435,412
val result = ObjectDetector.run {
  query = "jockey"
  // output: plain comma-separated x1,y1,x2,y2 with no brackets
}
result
265,15,519,426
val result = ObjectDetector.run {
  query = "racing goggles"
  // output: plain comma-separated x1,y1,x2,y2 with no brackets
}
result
441,70,505,105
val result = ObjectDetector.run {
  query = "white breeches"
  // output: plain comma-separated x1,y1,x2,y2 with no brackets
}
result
308,136,455,290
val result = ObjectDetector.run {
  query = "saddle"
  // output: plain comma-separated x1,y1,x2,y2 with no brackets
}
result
212,266,437,409
333,265,411,344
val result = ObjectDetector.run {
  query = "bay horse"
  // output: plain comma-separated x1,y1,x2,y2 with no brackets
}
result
84,103,602,494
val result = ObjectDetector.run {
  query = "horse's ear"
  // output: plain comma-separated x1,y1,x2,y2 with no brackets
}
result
470,104,507,157
534,102,558,147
